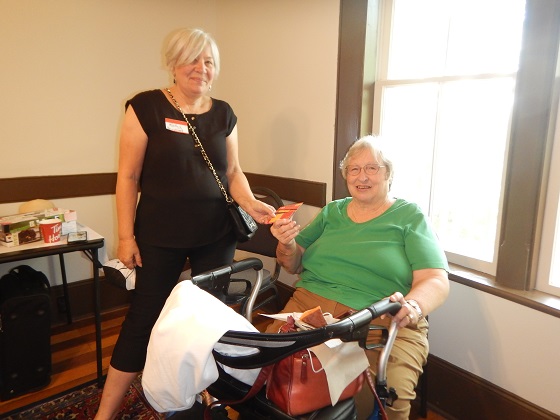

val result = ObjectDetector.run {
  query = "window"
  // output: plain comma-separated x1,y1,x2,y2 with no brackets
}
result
371,0,525,275
536,103,560,295
336,0,560,298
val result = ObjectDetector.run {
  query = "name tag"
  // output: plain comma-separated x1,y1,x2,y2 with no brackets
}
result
165,118,189,134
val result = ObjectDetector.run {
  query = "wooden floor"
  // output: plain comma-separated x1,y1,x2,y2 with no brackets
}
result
0,307,446,419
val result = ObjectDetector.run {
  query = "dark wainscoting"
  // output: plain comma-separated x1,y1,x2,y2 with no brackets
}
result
245,173,326,208
427,354,559,419
0,174,118,204
49,277,132,325
0,172,326,207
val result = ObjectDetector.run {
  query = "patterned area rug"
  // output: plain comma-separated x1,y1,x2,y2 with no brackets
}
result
2,375,166,420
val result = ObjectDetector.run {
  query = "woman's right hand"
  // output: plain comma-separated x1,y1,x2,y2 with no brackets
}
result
118,237,142,269
271,218,300,245
272,219,303,274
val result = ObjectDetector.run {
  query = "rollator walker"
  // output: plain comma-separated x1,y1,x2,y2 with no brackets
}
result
172,258,401,420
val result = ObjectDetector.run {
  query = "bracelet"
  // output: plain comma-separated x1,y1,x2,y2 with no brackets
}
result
277,248,296,257
277,243,296,257
406,299,424,319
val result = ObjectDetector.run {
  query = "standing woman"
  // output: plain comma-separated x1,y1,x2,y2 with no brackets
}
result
95,28,275,419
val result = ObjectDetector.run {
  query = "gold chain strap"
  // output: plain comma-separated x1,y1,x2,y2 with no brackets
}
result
166,88,232,204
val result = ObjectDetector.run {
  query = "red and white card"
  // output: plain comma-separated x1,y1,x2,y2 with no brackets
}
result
266,202,303,224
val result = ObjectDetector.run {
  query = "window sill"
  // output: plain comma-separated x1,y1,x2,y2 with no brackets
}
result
449,264,560,319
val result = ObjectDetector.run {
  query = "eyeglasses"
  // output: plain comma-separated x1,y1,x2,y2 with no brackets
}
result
345,164,385,176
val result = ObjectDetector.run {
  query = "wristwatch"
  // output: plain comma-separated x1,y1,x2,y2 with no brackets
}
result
406,299,423,319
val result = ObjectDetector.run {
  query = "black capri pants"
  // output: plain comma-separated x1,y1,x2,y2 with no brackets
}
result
110,233,237,372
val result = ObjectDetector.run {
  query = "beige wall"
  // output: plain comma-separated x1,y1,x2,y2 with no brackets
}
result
0,0,337,281
430,282,560,414
0,0,338,184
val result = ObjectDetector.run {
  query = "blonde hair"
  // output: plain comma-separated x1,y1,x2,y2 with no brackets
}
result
164,28,220,78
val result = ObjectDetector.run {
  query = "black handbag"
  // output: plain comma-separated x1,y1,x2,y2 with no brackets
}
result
166,89,258,242
227,201,258,242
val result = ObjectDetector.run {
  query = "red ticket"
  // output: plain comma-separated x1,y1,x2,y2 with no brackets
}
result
266,202,303,224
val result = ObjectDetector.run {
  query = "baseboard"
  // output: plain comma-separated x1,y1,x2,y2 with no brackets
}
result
49,276,131,325
426,352,558,419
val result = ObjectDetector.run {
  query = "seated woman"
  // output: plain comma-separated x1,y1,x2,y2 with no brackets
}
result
267,135,449,419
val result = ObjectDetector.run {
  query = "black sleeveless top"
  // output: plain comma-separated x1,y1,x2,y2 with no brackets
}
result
126,89,237,247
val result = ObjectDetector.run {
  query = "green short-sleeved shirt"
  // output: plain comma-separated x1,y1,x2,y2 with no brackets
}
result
295,198,449,310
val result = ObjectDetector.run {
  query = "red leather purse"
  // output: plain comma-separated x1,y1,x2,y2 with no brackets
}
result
204,315,367,419
266,348,365,416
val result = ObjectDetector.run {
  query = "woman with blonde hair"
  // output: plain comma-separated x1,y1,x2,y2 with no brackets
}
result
95,28,274,419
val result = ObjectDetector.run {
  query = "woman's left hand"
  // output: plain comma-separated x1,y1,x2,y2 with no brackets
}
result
382,292,419,328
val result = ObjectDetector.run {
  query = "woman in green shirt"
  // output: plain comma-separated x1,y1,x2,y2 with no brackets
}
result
268,135,449,419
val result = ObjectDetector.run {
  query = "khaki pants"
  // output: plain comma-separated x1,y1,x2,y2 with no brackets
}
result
265,288,429,420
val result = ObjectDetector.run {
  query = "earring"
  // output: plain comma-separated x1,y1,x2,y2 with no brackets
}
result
208,84,212,91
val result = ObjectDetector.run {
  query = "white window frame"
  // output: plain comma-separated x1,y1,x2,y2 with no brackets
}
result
536,99,560,295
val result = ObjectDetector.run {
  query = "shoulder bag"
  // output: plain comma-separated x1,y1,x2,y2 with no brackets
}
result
166,89,257,242
266,347,365,416
203,316,382,419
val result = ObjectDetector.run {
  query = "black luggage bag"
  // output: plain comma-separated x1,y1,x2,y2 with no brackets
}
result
0,265,52,400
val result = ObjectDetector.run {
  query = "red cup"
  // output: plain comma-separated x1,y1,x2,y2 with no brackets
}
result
39,219,62,243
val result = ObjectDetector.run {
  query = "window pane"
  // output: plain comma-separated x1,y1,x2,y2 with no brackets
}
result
379,83,438,211
379,78,514,269
550,206,560,288
431,78,515,263
445,0,525,75
389,0,525,79
389,1,450,79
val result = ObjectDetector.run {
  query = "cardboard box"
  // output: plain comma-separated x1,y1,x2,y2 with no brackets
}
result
0,215,41,246
0,208,78,247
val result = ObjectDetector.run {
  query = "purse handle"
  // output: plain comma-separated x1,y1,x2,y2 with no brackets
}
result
166,88,233,204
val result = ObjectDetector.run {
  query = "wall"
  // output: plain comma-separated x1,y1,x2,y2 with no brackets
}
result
0,0,338,188
215,3,339,188
430,282,560,415
2,1,559,417
0,0,334,282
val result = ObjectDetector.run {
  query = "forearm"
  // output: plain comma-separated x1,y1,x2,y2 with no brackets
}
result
227,169,254,207
405,270,449,317
276,241,303,274
116,176,139,241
